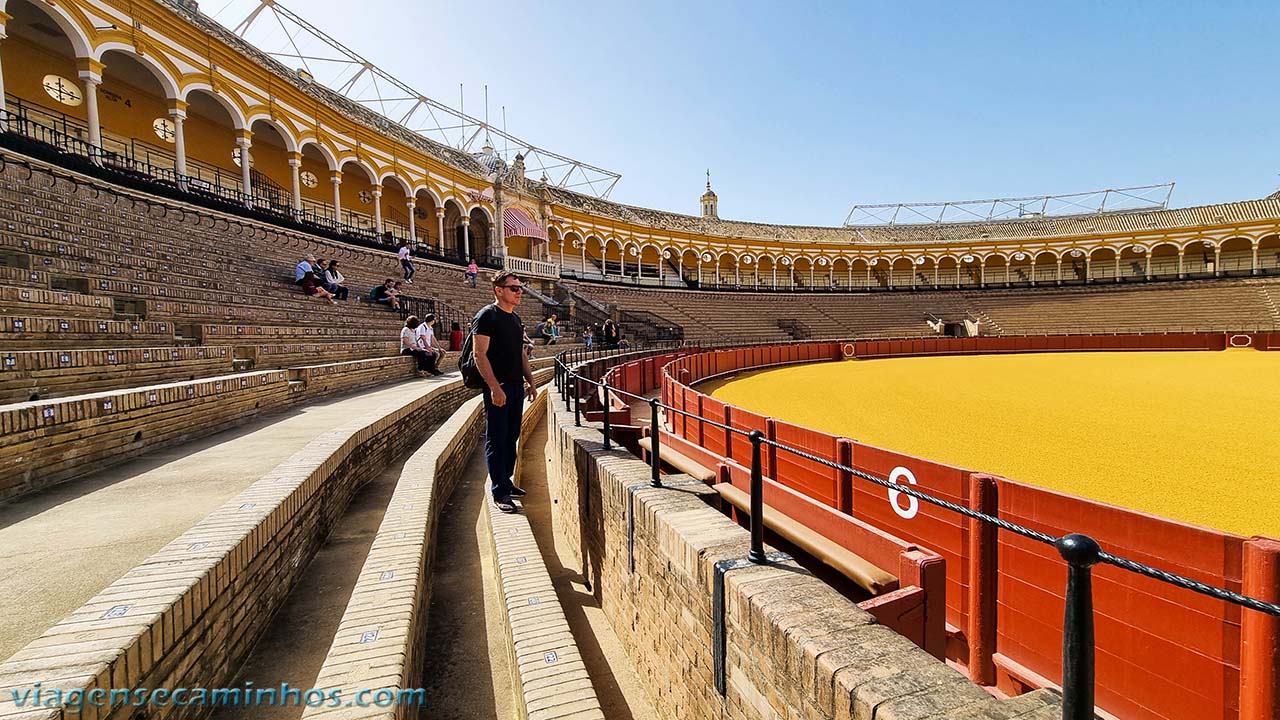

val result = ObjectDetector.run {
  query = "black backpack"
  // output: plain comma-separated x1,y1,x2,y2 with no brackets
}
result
457,329,485,389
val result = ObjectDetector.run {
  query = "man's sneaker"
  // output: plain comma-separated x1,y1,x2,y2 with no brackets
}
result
494,497,518,513
508,486,528,498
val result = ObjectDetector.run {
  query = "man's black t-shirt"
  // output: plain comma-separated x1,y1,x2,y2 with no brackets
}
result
472,303,524,385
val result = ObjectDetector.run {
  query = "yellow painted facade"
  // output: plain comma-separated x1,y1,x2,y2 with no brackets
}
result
4,0,1280,278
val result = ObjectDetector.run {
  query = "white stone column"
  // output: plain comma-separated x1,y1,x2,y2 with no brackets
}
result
287,153,302,210
330,172,343,221
1085,257,1092,283
789,265,795,289
1177,250,1184,279
1214,247,1222,277
80,73,103,160
406,200,416,242
0,11,10,129
1056,258,1063,284
169,102,188,179
1252,244,1259,276
236,133,253,205
1145,252,1152,280
436,207,445,253
371,185,383,234
1114,254,1121,282
462,217,471,260
581,243,587,274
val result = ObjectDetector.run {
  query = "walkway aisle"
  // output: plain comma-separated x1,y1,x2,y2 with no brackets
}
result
0,377,449,661
209,451,421,720
522,417,657,720
420,449,513,720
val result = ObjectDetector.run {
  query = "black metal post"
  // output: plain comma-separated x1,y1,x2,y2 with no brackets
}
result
649,398,662,487
748,430,767,564
572,374,581,426
1056,533,1101,720
601,378,612,450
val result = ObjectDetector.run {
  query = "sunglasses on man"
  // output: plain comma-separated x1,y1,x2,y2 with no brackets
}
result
498,284,525,293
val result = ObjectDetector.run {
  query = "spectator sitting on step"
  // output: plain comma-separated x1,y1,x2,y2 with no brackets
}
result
371,278,401,311
299,270,336,303
388,280,406,304
463,259,478,288
294,254,318,285
602,319,621,347
400,315,436,377
542,314,561,345
449,321,464,351
414,313,446,376
323,260,349,300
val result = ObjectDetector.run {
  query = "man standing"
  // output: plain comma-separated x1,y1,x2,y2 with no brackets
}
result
473,271,537,513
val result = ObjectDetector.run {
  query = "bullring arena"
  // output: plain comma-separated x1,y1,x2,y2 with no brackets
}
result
0,2,1277,720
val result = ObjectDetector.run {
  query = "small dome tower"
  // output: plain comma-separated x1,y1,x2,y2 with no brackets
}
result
700,170,718,219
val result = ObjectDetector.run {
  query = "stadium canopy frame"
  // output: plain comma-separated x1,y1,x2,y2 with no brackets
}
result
844,182,1175,227
213,0,622,198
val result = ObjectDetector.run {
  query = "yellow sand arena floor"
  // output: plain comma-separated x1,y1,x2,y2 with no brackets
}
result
704,350,1280,538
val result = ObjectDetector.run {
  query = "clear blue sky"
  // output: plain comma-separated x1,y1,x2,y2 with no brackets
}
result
214,0,1280,225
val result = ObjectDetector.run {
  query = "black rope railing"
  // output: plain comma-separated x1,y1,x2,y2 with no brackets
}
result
552,347,1280,720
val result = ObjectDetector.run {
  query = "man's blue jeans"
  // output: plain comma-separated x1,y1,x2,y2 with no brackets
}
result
482,381,525,500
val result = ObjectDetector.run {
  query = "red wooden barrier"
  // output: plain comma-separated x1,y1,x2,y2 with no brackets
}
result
996,479,1246,720
849,442,974,647
647,334,1269,719
1241,538,1280,720
771,419,841,507
719,458,948,659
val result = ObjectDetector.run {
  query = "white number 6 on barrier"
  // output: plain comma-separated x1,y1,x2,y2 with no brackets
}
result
888,466,919,519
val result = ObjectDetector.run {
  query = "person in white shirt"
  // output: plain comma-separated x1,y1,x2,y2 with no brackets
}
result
400,316,435,377
398,240,416,283
323,260,349,300
414,313,446,376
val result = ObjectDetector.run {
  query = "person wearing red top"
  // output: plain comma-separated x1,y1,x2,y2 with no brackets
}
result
449,321,464,351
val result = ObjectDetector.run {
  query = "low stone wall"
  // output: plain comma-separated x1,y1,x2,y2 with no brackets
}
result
0,376,477,720
0,356,557,502
545,390,1063,720
483,388,605,720
303,394,486,720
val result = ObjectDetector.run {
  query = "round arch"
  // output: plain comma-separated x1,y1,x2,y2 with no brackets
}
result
177,83,244,127
983,252,1009,287
298,138,339,171
247,115,299,152
1219,236,1254,276
1181,239,1215,278
97,44,181,100
889,257,915,289
1007,250,1034,286
1032,250,1059,285
467,207,492,260
1257,235,1280,275
11,0,93,59
1118,245,1148,281
1148,243,1180,279
1087,247,1118,282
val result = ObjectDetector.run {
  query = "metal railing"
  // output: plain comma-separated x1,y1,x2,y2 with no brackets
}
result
551,344,1280,720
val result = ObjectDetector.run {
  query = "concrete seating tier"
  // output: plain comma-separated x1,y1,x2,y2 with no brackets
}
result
0,366,559,720
0,345,234,403
0,315,176,348
575,277,1280,342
